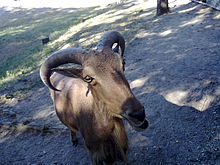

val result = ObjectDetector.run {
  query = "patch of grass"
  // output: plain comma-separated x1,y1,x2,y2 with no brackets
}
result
0,1,153,94
0,5,120,89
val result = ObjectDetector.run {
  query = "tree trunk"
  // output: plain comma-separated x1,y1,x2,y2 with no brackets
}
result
157,0,169,16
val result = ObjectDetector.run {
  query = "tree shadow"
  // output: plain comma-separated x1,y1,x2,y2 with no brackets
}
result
124,2,220,111
125,92,220,164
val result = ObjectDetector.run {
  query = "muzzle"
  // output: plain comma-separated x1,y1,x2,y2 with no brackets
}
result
122,108,149,132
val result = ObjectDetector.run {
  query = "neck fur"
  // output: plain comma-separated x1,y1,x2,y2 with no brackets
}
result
84,96,128,164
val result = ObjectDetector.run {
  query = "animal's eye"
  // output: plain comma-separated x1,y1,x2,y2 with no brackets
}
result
83,75,94,83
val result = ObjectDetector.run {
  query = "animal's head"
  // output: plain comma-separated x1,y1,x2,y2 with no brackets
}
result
40,31,148,131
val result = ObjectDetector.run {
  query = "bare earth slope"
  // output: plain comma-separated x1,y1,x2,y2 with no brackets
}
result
0,1,220,165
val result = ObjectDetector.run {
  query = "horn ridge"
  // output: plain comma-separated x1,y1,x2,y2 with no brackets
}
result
97,31,125,57
40,48,87,91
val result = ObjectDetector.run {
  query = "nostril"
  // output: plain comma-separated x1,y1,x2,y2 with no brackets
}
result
127,110,145,121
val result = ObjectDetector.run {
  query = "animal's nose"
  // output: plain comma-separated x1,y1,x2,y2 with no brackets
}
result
127,108,146,121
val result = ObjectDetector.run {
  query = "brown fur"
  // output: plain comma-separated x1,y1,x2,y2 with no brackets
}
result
40,31,147,165
50,72,128,165
45,50,147,165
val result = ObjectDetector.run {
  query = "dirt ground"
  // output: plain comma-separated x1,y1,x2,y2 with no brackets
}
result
0,1,220,165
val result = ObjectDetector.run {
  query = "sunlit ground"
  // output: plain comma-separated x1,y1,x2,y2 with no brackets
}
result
1,0,119,8
1,0,134,8
1,0,191,9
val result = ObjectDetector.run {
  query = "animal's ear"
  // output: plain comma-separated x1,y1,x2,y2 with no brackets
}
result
113,44,125,71
52,67,83,78
113,44,123,57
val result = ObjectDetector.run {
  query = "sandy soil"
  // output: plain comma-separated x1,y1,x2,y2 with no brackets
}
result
0,1,220,165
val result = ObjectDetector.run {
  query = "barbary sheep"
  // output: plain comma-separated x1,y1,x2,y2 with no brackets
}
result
40,31,148,165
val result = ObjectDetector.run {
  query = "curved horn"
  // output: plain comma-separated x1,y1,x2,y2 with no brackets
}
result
96,31,125,57
40,48,87,91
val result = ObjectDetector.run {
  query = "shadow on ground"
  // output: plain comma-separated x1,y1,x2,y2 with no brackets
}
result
0,1,220,165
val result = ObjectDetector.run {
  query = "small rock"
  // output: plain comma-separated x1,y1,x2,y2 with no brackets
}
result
10,113,16,118
52,162,63,165
42,37,50,44
5,94,14,99
23,120,30,125
42,125,49,131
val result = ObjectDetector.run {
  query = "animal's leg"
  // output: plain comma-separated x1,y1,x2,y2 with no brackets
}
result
103,162,113,165
70,130,78,146
95,161,112,165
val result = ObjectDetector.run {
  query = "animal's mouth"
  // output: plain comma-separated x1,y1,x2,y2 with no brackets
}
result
121,114,149,132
